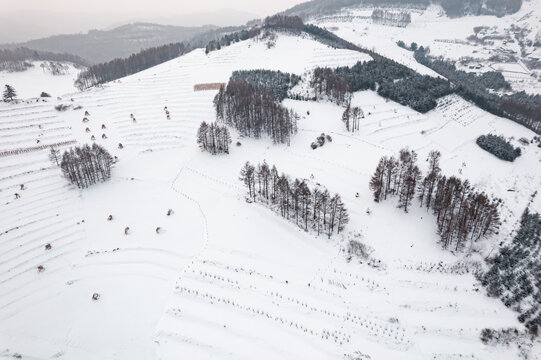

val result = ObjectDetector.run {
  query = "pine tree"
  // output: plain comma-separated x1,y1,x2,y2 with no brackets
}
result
369,158,385,202
49,147,61,166
239,162,256,200
3,84,16,102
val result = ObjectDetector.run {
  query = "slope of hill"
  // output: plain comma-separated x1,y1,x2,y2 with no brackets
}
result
307,0,541,94
0,32,540,360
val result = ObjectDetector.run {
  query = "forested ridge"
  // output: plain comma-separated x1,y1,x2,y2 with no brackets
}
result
75,43,191,90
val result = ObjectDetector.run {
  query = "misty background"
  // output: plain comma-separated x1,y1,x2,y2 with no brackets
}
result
0,0,306,43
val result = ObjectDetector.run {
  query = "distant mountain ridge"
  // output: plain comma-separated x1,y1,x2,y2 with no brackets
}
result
0,22,219,64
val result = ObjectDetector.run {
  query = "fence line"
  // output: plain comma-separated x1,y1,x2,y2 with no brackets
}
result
0,140,77,158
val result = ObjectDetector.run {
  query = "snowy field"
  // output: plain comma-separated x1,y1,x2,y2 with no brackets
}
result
0,61,81,100
1,33,540,359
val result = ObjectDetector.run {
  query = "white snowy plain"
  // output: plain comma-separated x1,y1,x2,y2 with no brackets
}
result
0,33,540,360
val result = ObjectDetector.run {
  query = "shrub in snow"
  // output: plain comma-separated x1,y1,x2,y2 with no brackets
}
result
476,134,521,162
55,104,70,112
311,133,332,149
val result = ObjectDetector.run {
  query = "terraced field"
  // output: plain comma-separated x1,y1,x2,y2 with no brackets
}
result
1,33,540,359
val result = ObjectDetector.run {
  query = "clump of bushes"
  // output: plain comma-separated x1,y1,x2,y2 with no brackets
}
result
54,104,71,112
476,134,521,162
311,133,332,149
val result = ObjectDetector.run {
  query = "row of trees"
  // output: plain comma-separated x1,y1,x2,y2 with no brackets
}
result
342,104,364,132
476,134,521,162
196,121,232,155
240,161,349,238
40,62,70,76
370,149,500,250
230,70,300,101
60,144,113,188
205,28,261,54
75,43,190,89
214,79,298,145
371,9,411,27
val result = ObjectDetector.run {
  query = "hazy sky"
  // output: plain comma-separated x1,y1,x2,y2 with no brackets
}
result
0,0,307,42
0,0,304,17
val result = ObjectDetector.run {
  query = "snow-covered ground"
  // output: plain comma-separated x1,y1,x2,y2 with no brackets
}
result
1,32,540,359
0,61,81,100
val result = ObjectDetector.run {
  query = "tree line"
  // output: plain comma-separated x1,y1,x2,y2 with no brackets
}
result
371,9,411,27
204,15,369,58
75,42,190,89
196,121,232,155
230,69,301,101
370,149,500,250
317,57,453,113
59,144,114,188
240,160,349,238
414,46,541,134
214,79,298,145
205,28,262,54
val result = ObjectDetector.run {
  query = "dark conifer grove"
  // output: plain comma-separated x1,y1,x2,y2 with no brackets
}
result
482,208,541,329
476,134,521,162
60,144,113,188
240,161,349,238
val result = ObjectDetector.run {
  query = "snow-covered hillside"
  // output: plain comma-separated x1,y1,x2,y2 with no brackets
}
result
0,32,540,360
310,0,541,94
0,61,81,99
